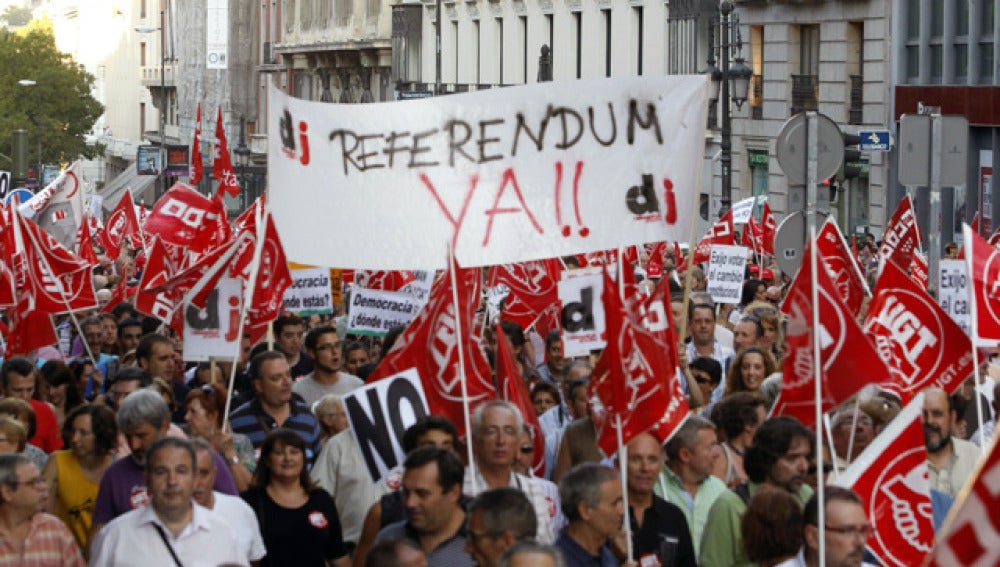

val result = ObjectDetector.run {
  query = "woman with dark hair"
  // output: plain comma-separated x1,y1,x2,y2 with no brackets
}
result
243,429,350,567
39,360,86,428
41,404,118,549
727,278,767,327
741,486,804,566
183,383,255,492
710,392,768,488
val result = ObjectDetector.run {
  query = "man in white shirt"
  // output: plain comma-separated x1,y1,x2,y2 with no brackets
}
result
91,437,246,566
190,438,266,565
293,326,364,406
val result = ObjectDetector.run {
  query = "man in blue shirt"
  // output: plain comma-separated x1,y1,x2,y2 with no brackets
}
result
556,463,623,567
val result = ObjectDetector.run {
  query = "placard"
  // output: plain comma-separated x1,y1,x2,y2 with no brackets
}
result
705,245,748,304
938,259,970,336
347,287,424,336
558,268,607,357
282,266,334,315
182,277,241,361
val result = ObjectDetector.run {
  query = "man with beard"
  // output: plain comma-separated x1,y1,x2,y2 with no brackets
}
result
923,387,980,497
700,417,814,567
780,486,876,567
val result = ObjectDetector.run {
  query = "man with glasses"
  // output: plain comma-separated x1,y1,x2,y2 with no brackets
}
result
464,487,538,567
0,454,85,566
785,486,876,567
294,325,364,407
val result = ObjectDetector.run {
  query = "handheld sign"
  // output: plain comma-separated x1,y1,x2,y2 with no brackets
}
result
343,369,429,483
705,245,748,304
182,277,242,361
938,259,970,336
282,266,334,315
347,287,423,336
558,268,607,357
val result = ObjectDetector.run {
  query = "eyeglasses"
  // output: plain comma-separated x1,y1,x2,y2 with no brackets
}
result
825,524,873,539
519,444,534,454
750,306,778,317
807,463,835,475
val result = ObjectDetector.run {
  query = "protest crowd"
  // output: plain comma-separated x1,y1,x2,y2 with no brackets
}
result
1,163,999,567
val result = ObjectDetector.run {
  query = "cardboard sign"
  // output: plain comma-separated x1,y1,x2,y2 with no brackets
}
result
329,269,343,305
343,369,429,483
282,266,334,315
938,259,970,336
347,287,424,336
182,277,241,361
558,268,607,357
268,76,708,269
705,245,748,304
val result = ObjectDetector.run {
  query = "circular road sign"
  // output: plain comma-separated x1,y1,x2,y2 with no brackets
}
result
775,113,845,185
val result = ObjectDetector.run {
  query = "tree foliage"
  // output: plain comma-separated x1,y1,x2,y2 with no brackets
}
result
0,19,104,166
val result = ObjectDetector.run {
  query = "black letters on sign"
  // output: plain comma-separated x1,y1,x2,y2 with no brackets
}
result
186,289,220,330
562,286,595,332
626,174,659,215
345,390,398,481
386,379,429,447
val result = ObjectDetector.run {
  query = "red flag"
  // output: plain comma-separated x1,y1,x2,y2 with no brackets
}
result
691,210,735,265
0,260,14,307
909,254,929,289
864,260,974,404
75,212,98,266
189,103,203,185
144,231,252,311
368,259,497,440
486,262,560,333
834,398,934,567
239,206,293,340
101,275,137,313
674,242,688,272
761,203,777,255
741,214,764,252
929,424,1000,564
356,270,416,292
590,270,684,457
144,183,227,255
635,277,690,443
964,222,1000,342
213,107,241,198
100,190,141,260
879,195,922,270
495,323,545,477
988,227,1000,248
815,218,869,316
772,244,889,429
135,236,184,334
15,210,98,315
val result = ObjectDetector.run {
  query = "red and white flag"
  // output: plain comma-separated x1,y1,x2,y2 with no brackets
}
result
691,210,734,265
834,395,935,567
815,218,869,316
963,222,1000,342
486,261,560,335
495,323,545,477
144,183,227,255
16,161,85,250
761,203,777,255
909,253,929,290
100,190,141,260
879,195,922,271
864,260,974,404
741,213,764,253
773,243,888,429
590,270,687,457
14,209,98,315
189,103,203,185
135,236,184,335
234,200,293,344
355,270,416,292
75,212,98,266
367,259,497,440
213,107,240,198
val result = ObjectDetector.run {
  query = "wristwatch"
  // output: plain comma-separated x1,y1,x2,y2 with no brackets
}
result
229,454,240,465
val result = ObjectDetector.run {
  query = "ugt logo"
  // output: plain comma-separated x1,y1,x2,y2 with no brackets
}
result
279,109,311,165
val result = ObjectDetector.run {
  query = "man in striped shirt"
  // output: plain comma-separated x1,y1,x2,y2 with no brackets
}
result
229,351,322,465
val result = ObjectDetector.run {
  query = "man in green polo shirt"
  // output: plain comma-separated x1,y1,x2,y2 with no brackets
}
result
700,416,814,567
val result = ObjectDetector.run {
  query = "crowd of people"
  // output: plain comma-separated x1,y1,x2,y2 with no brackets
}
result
0,234,991,567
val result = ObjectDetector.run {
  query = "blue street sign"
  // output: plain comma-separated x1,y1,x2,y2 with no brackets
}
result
859,130,891,152
4,188,33,206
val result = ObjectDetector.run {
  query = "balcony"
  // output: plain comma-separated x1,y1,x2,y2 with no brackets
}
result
791,74,818,115
849,74,863,125
139,62,177,87
750,74,763,120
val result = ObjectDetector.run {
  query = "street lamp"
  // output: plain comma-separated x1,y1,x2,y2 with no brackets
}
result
17,79,42,187
136,10,167,198
233,114,251,211
702,0,752,217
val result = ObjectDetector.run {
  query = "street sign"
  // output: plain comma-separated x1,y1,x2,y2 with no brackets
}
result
4,188,34,206
774,211,806,275
0,171,9,201
775,113,845,185
898,114,968,186
859,130,891,151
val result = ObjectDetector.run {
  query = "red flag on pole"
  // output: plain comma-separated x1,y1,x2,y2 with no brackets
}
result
189,103,203,185
144,183,229,256
963,222,1000,342
213,107,241,198
815,218,870,316
879,195,922,270
761,203,777,255
100,190,141,260
135,236,184,335
367,259,497,440
15,210,98,314
772,243,888,429
741,214,764,252
495,323,545,477
863,260,974,404
834,396,935,567
486,261,560,335
691,210,735,265
909,253,929,289
75,212,98,266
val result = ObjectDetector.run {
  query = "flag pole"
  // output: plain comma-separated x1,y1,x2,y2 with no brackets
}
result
616,413,634,564
448,245,478,494
963,222,987,456
821,413,841,480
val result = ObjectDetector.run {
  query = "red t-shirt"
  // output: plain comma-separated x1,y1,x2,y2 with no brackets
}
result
28,399,63,453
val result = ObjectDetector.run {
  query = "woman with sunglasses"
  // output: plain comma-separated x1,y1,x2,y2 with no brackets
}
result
183,383,255,492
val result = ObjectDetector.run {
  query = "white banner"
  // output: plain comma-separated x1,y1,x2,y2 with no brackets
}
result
558,268,606,357
343,369,429,483
282,267,334,315
183,277,241,361
18,161,84,249
938,259,970,336
347,287,424,336
731,196,759,225
205,0,228,69
705,245,748,304
268,76,708,269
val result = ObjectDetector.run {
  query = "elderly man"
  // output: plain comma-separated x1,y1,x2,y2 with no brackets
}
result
656,416,727,557
190,438,266,565
89,389,237,551
0,454,84,566
783,486,877,567
375,447,473,565
829,405,875,472
923,387,981,497
700,417,814,567
464,487,538,567
91,438,246,565
499,542,567,567
466,401,553,544
555,463,625,567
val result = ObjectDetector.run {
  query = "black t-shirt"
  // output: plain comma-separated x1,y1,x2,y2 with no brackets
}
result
243,487,347,566
629,495,697,567
290,352,314,379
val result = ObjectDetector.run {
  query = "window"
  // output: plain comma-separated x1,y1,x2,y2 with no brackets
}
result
954,0,969,81
602,8,611,77
520,16,527,83
496,18,504,84
139,102,146,138
574,12,582,79
792,24,819,114
633,6,643,75
904,0,920,82
847,22,863,124
750,25,763,119
141,0,147,19
929,0,944,82
140,42,147,66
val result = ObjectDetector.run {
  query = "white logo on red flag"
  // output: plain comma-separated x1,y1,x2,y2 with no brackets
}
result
691,210,734,265
880,195,922,270
963,222,1000,342
815,218,869,316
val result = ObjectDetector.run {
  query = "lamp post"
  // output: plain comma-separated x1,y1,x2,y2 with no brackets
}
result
702,0,752,217
136,10,167,198
233,114,251,211
17,79,42,188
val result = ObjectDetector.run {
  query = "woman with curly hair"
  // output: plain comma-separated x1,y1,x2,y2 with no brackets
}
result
724,346,777,397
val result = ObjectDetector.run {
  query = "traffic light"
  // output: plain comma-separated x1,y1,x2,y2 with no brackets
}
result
840,132,863,180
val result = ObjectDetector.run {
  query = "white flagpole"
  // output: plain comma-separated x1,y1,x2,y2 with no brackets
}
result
963,223,987,456
845,397,861,468
448,245,478,494
821,413,841,480
616,413,634,564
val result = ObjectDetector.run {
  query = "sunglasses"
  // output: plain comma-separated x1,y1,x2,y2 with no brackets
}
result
519,444,534,455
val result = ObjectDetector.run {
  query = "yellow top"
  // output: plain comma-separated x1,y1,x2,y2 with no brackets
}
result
52,450,98,549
